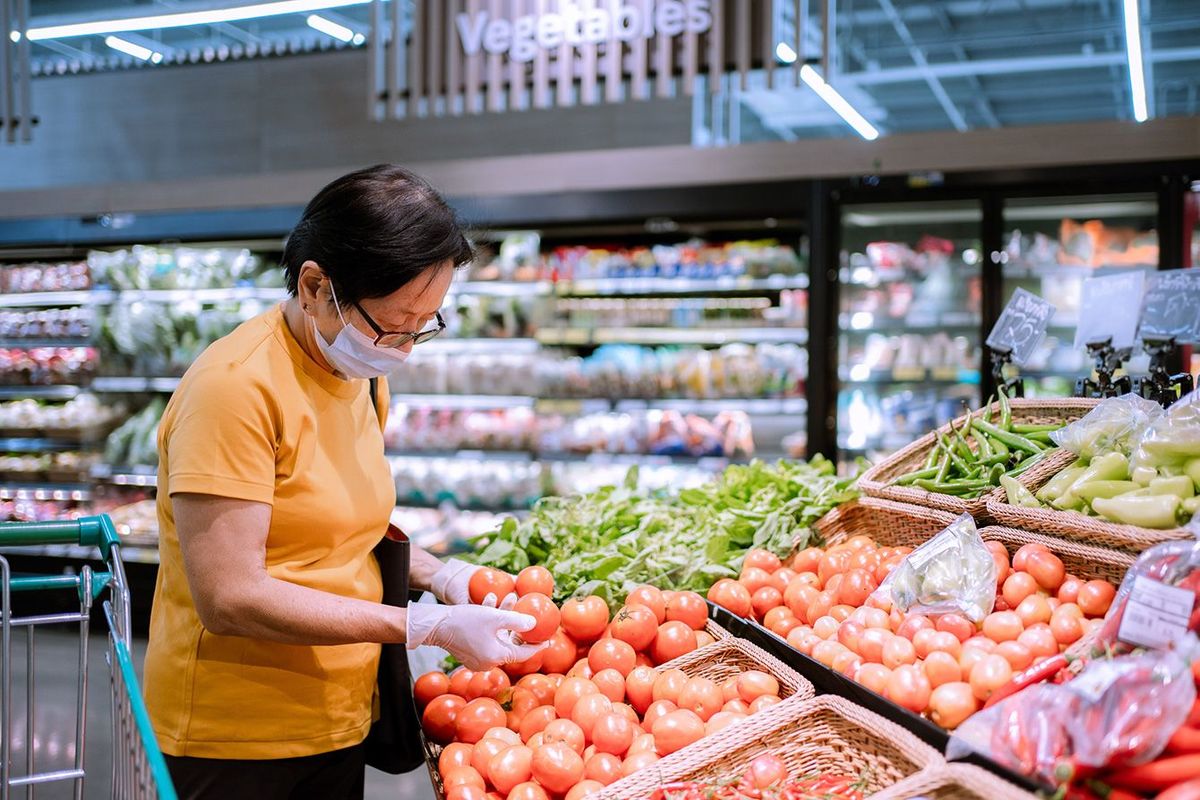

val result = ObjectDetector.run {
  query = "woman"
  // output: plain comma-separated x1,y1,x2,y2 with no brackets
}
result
144,165,543,799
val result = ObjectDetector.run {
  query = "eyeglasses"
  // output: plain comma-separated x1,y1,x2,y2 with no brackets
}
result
353,304,446,349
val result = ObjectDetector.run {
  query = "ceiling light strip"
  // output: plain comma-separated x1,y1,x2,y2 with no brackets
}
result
27,0,371,42
306,14,353,43
1122,0,1149,122
799,64,880,140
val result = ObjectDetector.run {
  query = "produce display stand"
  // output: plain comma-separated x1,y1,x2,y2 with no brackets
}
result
593,695,944,800
856,397,1097,522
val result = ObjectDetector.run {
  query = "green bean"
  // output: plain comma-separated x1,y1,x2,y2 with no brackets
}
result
1011,423,1061,434
987,436,1010,459
923,444,940,471
913,479,991,496
895,466,939,485
972,418,1044,455
989,464,1006,485
999,389,1013,430
934,448,951,483
982,395,995,425
971,429,993,460
1006,450,1048,477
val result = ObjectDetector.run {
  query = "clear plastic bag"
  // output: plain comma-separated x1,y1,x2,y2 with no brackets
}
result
1063,638,1200,769
1132,388,1200,471
1050,393,1163,459
872,513,997,622
1089,536,1200,656
947,684,1075,784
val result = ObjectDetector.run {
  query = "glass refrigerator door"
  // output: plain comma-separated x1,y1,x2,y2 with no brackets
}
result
837,201,983,469
1000,194,1159,396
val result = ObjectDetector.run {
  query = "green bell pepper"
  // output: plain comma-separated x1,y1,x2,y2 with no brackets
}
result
1091,494,1182,529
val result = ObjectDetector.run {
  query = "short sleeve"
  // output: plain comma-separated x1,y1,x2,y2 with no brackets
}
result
163,363,278,505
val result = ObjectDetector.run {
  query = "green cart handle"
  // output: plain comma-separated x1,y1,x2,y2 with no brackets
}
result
0,515,121,560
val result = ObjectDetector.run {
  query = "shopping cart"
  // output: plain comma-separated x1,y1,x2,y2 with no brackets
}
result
0,515,176,799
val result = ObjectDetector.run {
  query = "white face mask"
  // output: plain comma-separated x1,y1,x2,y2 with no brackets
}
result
310,282,410,379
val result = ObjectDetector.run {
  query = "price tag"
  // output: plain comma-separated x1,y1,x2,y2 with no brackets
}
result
1074,271,1147,350
1116,575,1194,650
1139,269,1200,344
987,288,1057,366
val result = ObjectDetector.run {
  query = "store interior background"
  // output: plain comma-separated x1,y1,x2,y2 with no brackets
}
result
0,0,1198,797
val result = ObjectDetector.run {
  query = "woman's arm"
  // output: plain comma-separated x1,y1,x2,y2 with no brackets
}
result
408,542,447,594
174,492,408,645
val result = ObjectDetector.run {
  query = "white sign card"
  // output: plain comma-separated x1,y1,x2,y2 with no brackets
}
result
1139,269,1200,345
986,288,1057,366
1074,271,1147,351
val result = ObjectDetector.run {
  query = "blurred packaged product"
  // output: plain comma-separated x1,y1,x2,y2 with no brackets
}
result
104,398,166,468
0,347,98,386
99,298,265,376
88,246,274,290
0,308,93,340
0,261,91,293
0,394,124,435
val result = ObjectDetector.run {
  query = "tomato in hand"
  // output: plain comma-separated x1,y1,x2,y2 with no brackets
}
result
468,567,516,605
514,593,560,644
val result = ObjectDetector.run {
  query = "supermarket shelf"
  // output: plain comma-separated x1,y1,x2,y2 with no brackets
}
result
536,327,808,346
386,448,747,466
0,482,90,500
0,337,93,348
91,466,157,487
0,437,85,452
0,385,82,399
558,275,809,296
838,312,980,332
90,376,181,393
90,286,287,304
1004,263,1157,280
0,290,95,308
612,397,807,415
839,368,981,385
390,393,536,410
419,338,540,354
449,280,552,297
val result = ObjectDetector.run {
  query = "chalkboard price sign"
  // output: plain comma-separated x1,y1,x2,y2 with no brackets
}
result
1140,270,1200,344
987,288,1056,366
1075,271,1147,351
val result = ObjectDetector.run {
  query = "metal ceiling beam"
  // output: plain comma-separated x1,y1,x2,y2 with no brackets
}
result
844,45,1200,84
875,0,969,131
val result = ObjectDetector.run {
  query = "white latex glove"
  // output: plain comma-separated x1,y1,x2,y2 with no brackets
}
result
431,558,517,608
406,603,546,670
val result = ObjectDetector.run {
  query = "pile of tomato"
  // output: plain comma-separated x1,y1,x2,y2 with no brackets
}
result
706,538,1116,729
418,568,789,800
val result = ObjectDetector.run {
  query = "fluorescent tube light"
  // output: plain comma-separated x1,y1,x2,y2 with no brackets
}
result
776,42,797,64
306,13,353,43
9,30,19,42
799,64,881,140
1122,0,1149,122
105,35,156,61
28,0,369,42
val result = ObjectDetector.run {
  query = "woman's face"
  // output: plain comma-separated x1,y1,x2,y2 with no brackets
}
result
302,259,455,355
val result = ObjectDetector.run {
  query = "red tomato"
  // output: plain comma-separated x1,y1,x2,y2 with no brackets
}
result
751,586,784,620
414,671,450,708
705,711,746,736
560,596,610,643
885,664,932,714
749,695,782,714
584,752,624,785
627,732,657,756
695,630,716,649
641,700,678,734
742,754,789,789
471,737,509,777
518,705,557,744
739,567,774,595
588,638,637,677
1057,577,1083,604
422,695,466,744
565,781,605,800
804,591,837,626
570,694,614,742
935,614,975,643
1018,623,1059,659
530,742,584,795
1077,580,1116,617
651,669,688,704
982,611,1024,643
504,650,545,680
513,594,560,645
784,583,819,621
929,682,979,729
923,651,962,689
744,548,783,574
467,668,511,701
818,550,852,585
763,607,800,638
515,566,555,598
1025,551,1066,591
1050,612,1083,645
664,590,709,631
651,622,697,665
442,767,486,792
995,641,1034,671
707,579,752,618
857,628,890,664
468,568,516,605
621,751,660,777
856,663,891,694
449,668,475,698
506,782,549,800
444,786,487,800
812,639,847,668
506,688,540,731
1012,543,1050,572
768,568,799,595
875,556,906,585
837,620,866,654
722,698,750,715
1014,594,1053,627
736,670,779,703
610,604,658,652
677,677,722,721
625,585,667,623
591,712,637,757
969,654,1013,701
590,669,625,704
927,631,963,659
791,547,823,573
838,569,878,607
517,674,557,707
1001,572,1039,609
882,636,918,669
896,614,934,642
984,540,1011,586
624,666,657,715
439,742,474,774
538,630,578,675
455,698,507,744
554,677,598,719
651,709,706,755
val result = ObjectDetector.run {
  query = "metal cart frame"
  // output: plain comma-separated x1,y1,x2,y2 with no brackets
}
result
0,515,176,799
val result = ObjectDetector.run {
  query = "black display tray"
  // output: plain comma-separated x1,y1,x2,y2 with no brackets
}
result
706,602,1051,795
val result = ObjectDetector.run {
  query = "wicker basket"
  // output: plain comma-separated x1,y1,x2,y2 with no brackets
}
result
856,397,1098,522
986,475,1194,554
873,763,1038,800
593,695,943,800
813,497,962,549
421,619,798,800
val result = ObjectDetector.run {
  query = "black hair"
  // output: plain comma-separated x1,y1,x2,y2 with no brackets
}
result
282,164,474,303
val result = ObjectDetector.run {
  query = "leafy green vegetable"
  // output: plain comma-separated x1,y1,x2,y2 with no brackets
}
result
467,456,861,605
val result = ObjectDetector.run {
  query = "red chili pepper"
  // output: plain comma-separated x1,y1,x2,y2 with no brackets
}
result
1167,726,1200,755
985,655,1070,709
1188,699,1200,728
1107,755,1200,792
1156,777,1200,800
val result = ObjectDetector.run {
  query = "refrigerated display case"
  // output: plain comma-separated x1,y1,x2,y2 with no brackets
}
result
836,201,983,467
999,194,1160,396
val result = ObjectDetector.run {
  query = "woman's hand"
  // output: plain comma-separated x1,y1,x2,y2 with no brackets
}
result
431,558,517,608
406,603,546,670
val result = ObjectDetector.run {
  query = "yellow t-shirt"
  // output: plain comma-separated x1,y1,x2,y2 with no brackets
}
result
144,304,396,759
